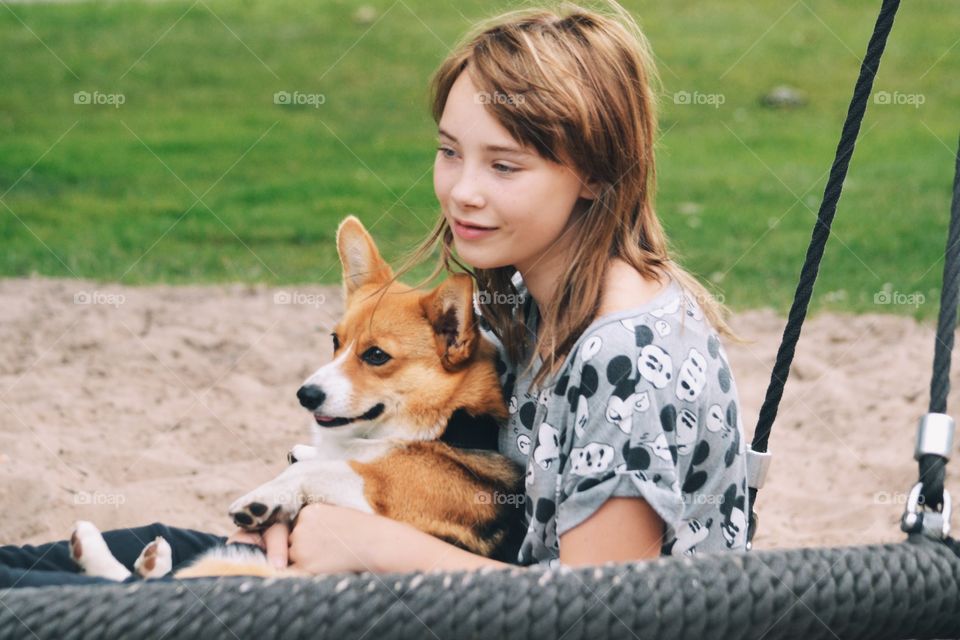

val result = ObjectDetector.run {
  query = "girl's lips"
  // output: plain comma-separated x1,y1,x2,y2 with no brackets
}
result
453,219,498,240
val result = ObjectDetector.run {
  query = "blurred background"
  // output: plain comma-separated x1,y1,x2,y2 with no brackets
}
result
0,0,957,317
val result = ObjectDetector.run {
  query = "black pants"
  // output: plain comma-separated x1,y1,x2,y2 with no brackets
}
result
0,523,229,588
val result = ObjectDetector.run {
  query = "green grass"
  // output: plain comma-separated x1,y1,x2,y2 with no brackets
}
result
0,0,958,319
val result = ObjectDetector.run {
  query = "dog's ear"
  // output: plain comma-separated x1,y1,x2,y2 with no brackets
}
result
336,216,394,297
419,273,478,370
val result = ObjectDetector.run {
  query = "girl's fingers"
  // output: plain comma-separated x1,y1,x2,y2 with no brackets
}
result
225,528,264,547
262,521,290,569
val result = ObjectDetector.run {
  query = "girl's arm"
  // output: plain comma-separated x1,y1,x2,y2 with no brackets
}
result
371,524,515,574
277,500,663,575
559,497,665,565
389,496,665,570
283,503,516,575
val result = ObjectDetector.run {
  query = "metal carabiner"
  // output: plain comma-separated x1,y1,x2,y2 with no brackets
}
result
901,481,952,539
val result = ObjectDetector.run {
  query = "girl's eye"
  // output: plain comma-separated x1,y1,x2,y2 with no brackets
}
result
361,346,392,366
437,145,457,159
493,162,519,175
331,333,340,351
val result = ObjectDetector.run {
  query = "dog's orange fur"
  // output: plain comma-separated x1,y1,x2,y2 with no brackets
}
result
350,442,521,557
175,560,306,579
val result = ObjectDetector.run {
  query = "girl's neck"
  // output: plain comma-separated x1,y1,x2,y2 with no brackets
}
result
518,255,669,333
515,259,561,314
514,226,579,312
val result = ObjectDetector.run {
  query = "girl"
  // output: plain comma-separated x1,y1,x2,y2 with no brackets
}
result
273,0,750,571
0,1,749,586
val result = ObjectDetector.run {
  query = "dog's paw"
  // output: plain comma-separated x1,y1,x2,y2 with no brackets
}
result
134,536,172,579
287,444,318,465
70,520,132,581
228,486,302,530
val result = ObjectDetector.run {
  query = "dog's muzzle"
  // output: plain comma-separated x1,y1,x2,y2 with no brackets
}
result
297,385,326,411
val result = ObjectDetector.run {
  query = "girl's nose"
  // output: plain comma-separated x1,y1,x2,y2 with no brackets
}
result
450,171,485,209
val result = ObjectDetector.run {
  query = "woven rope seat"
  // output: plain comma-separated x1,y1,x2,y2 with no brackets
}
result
3,537,960,639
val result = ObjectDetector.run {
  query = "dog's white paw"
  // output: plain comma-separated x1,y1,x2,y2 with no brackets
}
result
69,520,132,581
228,485,303,530
133,536,172,579
287,444,318,465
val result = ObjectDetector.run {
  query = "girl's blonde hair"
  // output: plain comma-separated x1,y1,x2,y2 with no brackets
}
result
386,1,743,389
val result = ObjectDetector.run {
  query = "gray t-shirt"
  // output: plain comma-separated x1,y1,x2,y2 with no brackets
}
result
476,274,750,568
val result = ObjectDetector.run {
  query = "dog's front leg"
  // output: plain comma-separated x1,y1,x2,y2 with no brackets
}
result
228,460,371,529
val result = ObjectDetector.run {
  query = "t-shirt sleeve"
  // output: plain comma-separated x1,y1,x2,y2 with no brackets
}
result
553,324,685,541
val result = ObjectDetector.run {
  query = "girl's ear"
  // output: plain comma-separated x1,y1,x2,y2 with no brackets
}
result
578,177,604,200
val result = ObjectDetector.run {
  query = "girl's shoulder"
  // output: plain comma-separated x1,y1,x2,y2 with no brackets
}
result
562,275,721,376
552,277,740,418
475,272,732,395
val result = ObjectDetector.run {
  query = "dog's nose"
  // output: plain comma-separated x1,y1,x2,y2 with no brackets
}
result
297,385,326,410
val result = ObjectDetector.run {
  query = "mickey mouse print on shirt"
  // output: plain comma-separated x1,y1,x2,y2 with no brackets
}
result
479,274,750,567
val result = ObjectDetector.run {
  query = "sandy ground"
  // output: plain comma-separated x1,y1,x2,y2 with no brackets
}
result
0,276,956,553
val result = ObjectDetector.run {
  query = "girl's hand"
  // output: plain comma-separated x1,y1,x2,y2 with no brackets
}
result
225,521,291,568
287,503,411,575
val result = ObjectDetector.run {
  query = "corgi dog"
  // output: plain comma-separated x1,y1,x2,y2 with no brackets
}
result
69,216,524,580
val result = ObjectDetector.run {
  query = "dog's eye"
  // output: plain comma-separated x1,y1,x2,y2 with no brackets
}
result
361,347,391,366
331,333,340,351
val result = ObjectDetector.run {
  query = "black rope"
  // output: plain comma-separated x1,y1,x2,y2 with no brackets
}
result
748,0,902,535
919,456,947,510
920,135,960,510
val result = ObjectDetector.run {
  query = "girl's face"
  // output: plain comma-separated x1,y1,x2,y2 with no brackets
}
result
434,71,596,273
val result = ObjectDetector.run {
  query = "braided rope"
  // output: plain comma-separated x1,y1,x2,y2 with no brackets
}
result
2,540,959,640
749,0,902,537
752,0,901,453
920,136,960,509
